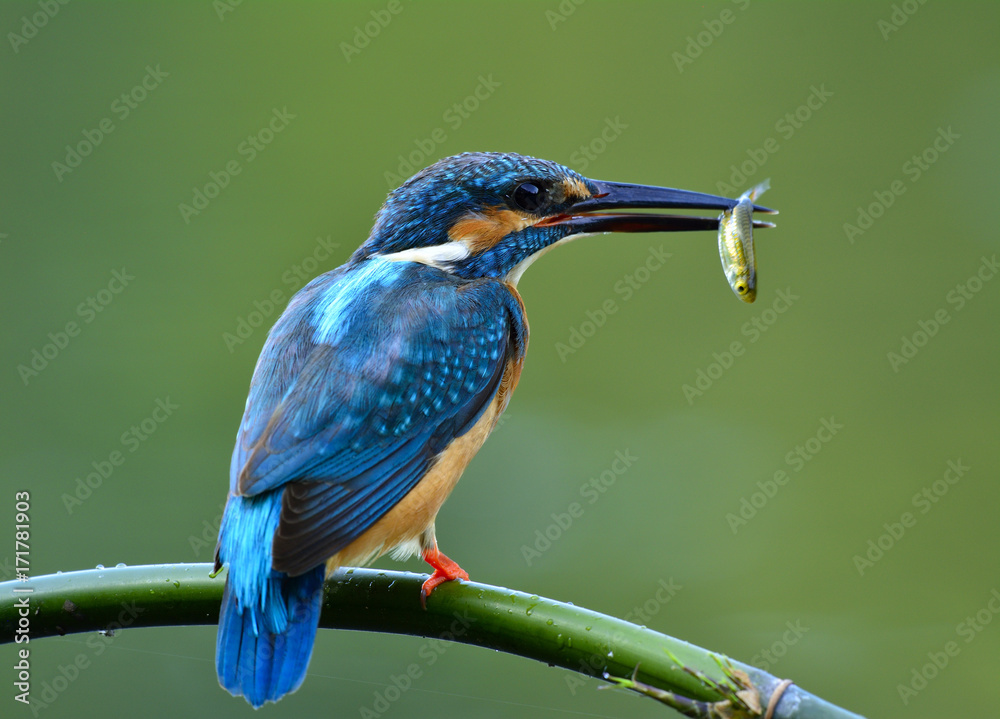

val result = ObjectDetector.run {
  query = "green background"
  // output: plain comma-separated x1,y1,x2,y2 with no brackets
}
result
2,1,998,717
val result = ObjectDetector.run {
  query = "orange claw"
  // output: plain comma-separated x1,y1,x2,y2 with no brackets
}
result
420,547,469,608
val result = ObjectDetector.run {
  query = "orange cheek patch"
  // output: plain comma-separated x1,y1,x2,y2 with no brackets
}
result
448,206,534,253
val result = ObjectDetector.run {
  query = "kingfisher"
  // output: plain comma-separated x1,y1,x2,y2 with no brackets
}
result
213,152,774,707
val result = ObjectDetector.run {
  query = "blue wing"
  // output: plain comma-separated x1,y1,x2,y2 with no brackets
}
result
228,257,526,576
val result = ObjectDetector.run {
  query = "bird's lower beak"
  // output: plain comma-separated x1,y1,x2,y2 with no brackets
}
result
537,180,777,234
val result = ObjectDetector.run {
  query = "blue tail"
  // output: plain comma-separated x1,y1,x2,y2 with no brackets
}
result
215,494,326,708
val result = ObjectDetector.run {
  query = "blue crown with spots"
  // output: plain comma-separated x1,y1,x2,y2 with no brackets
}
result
353,152,594,263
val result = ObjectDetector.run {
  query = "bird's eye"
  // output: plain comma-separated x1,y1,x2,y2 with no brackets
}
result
511,182,547,213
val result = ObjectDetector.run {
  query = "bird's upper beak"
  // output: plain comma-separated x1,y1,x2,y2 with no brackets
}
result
537,180,777,234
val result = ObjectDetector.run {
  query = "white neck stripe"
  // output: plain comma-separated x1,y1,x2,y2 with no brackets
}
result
376,241,470,270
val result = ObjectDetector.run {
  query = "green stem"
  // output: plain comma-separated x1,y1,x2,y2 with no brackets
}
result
1,564,863,719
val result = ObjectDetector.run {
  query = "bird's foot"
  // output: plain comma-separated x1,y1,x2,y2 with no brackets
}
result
420,547,468,609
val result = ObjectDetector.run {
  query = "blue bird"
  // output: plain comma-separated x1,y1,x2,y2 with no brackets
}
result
213,151,774,707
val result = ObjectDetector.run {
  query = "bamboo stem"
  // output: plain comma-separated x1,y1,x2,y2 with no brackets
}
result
1,564,864,719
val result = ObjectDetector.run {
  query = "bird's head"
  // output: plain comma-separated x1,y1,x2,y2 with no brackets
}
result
353,152,774,284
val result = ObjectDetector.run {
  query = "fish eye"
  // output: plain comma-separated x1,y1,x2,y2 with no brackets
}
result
736,283,747,293
511,182,548,213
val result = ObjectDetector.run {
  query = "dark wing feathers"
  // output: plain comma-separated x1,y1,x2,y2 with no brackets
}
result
274,437,429,575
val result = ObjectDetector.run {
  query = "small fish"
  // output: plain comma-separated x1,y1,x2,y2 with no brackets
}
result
718,180,770,303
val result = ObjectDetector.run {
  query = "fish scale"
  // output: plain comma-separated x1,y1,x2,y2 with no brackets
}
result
718,179,770,303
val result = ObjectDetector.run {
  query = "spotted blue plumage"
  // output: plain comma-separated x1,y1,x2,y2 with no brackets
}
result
215,256,526,706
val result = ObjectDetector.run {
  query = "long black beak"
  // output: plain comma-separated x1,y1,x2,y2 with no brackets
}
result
538,180,777,234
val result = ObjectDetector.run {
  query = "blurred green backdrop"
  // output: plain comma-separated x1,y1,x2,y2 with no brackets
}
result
2,2,998,717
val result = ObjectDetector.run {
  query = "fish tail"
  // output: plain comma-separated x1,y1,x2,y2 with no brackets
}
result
747,178,771,202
